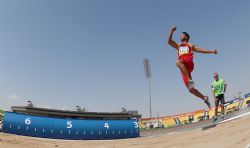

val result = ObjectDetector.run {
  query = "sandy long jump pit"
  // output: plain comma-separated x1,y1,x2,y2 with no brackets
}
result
0,113,250,148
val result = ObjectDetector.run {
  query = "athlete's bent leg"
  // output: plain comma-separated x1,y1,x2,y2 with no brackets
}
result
189,87,211,108
176,60,191,81
178,60,210,108
189,88,205,100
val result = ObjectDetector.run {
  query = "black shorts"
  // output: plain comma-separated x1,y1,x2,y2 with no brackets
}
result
215,94,225,106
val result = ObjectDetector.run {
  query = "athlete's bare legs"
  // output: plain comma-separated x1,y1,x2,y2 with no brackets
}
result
189,85,211,108
189,88,205,100
176,59,211,108
176,59,191,81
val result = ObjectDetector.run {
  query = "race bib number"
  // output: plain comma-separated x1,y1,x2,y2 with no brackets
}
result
179,46,189,55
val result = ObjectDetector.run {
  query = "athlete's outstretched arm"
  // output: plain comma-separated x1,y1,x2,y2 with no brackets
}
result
167,26,178,50
193,45,217,54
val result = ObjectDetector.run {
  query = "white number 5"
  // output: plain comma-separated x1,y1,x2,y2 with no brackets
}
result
67,121,72,128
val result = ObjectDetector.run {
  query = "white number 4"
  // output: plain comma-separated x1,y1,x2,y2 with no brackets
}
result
104,123,109,129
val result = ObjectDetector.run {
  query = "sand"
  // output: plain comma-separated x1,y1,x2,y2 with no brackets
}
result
0,115,250,148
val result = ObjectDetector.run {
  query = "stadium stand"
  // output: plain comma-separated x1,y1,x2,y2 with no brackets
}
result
162,117,176,127
192,110,206,122
242,97,250,108
140,96,250,130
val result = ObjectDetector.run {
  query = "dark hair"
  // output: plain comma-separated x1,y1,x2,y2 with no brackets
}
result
182,32,190,41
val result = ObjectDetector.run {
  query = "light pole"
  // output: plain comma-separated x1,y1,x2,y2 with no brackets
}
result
143,58,152,118
238,91,242,99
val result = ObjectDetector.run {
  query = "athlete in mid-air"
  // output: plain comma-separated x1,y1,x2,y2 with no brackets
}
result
167,26,217,108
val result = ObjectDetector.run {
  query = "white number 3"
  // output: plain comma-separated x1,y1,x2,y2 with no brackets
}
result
134,122,138,128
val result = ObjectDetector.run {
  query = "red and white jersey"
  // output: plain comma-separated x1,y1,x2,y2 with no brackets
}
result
178,43,194,61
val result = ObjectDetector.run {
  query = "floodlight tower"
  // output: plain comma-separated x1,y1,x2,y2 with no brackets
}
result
143,58,152,118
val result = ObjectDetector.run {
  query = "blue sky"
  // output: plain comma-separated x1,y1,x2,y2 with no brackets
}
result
0,0,249,117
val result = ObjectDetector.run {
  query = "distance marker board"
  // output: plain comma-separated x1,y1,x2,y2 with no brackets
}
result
2,112,140,140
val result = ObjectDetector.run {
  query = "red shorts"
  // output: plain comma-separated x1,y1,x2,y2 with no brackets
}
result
180,59,194,87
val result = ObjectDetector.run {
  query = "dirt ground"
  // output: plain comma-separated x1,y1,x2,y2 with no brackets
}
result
0,115,250,148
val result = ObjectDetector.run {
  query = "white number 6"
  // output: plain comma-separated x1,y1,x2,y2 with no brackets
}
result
25,118,31,125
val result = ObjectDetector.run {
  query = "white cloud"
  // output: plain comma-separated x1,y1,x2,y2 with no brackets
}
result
8,94,23,100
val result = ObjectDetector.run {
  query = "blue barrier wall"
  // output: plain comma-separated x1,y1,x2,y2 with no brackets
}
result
2,112,139,140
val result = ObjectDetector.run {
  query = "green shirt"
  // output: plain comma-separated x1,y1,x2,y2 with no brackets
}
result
212,79,225,97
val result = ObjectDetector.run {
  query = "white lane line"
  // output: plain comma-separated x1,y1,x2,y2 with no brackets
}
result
218,112,250,124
